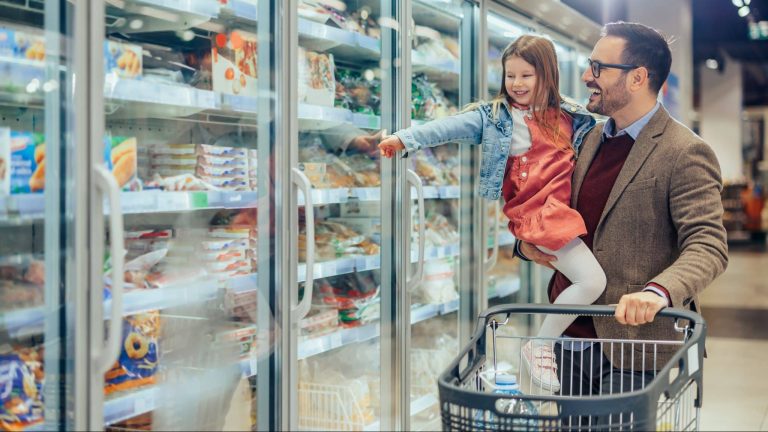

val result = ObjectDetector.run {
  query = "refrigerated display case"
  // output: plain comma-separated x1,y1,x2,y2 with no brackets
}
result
87,0,276,430
406,1,473,429
0,0,80,430
290,1,389,430
1,0,601,429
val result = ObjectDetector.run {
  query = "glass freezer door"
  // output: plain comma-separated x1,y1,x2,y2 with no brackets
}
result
90,1,276,430
0,0,79,430
290,1,390,429
482,8,534,329
406,1,476,429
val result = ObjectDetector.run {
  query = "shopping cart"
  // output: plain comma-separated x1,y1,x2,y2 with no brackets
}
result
438,304,705,431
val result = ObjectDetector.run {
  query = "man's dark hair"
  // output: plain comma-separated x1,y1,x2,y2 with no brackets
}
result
602,21,672,94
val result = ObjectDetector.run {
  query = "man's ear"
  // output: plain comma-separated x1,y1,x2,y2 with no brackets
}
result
629,67,650,92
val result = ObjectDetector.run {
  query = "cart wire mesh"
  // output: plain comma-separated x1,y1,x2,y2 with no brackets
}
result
438,304,705,431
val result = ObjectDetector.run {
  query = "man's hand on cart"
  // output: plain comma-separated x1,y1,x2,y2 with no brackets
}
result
519,241,556,270
615,291,668,326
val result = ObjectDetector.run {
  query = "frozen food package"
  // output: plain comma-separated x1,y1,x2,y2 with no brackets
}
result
0,27,45,61
0,127,9,195
298,47,336,107
104,312,160,395
105,136,138,189
121,249,169,290
212,30,258,97
104,39,142,79
9,131,45,194
0,346,44,430
299,307,339,337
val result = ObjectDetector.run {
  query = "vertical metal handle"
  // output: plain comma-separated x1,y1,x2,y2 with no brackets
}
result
483,199,500,272
292,167,314,321
406,169,425,290
93,166,124,374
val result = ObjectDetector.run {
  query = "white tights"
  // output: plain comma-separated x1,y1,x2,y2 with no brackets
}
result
535,238,606,340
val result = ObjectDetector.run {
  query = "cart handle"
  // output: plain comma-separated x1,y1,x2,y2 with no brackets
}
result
479,303,705,328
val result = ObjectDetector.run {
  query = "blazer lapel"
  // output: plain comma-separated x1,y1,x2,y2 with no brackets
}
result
571,123,604,208
597,106,671,227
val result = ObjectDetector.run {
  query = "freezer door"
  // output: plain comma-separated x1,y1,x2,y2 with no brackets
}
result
88,0,278,430
405,1,483,429
286,0,396,430
0,0,83,430
481,7,534,327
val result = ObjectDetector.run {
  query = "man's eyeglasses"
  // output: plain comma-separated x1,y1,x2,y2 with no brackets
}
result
588,58,640,78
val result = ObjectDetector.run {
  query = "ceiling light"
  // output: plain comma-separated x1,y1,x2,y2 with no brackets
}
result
745,0,751,4
738,6,750,17
129,19,143,30
705,59,719,70
732,0,743,7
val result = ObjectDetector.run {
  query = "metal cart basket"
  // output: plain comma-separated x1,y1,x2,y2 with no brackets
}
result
438,304,705,431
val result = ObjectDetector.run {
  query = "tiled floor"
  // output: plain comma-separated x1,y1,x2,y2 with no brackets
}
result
698,250,768,431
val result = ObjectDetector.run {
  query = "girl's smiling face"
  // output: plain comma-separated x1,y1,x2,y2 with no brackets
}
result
504,55,538,107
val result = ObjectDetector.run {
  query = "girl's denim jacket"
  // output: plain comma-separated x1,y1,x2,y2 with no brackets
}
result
394,99,597,200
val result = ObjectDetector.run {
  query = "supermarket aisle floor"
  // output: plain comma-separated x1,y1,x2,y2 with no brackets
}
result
698,250,768,431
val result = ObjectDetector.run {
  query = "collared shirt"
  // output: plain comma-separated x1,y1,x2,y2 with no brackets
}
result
602,101,660,140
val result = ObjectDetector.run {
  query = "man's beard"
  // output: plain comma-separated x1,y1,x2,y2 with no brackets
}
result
587,74,630,116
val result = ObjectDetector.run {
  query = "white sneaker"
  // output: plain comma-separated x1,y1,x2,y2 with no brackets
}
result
522,341,561,392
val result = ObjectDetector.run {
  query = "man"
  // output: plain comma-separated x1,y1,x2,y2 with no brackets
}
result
517,21,728,404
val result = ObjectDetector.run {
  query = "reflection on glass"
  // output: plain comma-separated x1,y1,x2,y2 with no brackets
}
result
98,1,271,430
487,12,533,99
482,11,529,334
296,0,385,430
409,1,464,429
553,41,574,98
0,2,64,429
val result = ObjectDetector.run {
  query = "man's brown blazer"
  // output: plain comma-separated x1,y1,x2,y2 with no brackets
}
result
570,105,728,368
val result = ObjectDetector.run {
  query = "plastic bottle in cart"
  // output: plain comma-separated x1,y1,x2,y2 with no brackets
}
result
493,374,537,420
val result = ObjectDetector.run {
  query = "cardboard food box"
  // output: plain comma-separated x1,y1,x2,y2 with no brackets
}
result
104,40,142,79
298,47,335,107
10,131,45,194
105,136,138,190
0,27,45,61
212,30,258,97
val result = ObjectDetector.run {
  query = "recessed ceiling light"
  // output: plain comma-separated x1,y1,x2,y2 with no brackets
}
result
732,0,744,7
705,59,719,70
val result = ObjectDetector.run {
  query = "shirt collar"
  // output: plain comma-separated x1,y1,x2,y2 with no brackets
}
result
603,101,661,140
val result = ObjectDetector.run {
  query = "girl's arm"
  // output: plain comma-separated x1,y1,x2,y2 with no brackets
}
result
381,109,484,158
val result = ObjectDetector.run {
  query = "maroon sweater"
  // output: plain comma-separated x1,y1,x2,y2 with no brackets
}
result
548,133,635,338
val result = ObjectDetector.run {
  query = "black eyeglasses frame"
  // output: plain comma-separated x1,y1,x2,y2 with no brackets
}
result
588,58,641,78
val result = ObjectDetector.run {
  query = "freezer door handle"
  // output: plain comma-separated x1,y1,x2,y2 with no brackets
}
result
292,167,314,321
93,165,125,374
406,169,425,291
484,199,500,272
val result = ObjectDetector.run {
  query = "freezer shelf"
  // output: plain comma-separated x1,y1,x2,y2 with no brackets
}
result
0,191,258,220
0,186,464,221
102,76,381,128
297,302,454,360
104,350,258,426
116,0,219,19
296,276,519,361
104,387,158,426
299,18,380,61
1,279,220,338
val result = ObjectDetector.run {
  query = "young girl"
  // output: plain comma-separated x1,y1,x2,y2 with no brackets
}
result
379,35,604,392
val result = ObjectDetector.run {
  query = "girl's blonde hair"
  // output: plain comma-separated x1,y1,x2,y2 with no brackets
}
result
466,35,568,151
